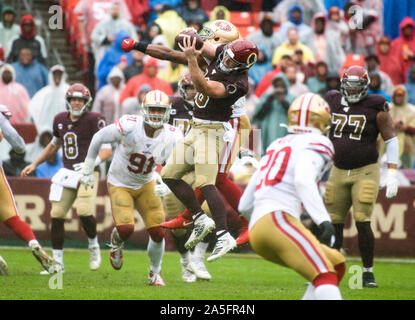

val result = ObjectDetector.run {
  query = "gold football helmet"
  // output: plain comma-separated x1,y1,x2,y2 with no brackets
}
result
199,20,240,45
287,93,331,135
142,90,171,128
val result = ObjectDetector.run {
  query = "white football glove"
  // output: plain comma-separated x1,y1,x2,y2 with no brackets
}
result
153,172,171,198
73,162,84,172
384,168,399,199
79,158,95,189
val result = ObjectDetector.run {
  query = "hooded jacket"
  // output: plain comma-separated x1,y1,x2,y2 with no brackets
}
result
404,64,415,105
377,36,405,86
391,17,415,80
0,6,20,57
248,45,273,86
28,65,69,133
6,14,47,65
93,66,126,124
277,5,313,49
119,57,174,103
96,30,134,90
0,64,31,124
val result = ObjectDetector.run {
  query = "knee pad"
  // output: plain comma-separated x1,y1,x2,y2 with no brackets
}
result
76,200,93,217
313,272,338,288
358,180,376,204
147,226,165,243
335,262,346,283
50,204,67,219
116,224,134,241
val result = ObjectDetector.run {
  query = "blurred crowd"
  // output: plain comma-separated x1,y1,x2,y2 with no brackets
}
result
0,0,415,178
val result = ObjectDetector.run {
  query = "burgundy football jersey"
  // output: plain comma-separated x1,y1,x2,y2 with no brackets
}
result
168,95,193,136
53,112,106,170
192,44,248,122
325,90,388,170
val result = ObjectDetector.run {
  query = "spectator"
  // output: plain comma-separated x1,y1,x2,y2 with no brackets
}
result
252,74,295,154
26,130,55,163
75,0,132,96
208,5,230,21
248,45,273,86
7,15,47,66
365,54,394,96
272,28,315,67
11,47,49,98
318,71,341,96
377,36,405,86
119,57,174,103
383,0,415,40
151,34,170,71
91,1,138,69
187,19,204,33
390,17,415,82
254,54,294,98
0,6,20,57
325,6,350,53
96,30,133,90
368,72,391,102
28,65,69,133
388,86,415,168
244,77,259,120
177,0,209,26
276,4,313,48
284,63,310,97
154,5,187,48
405,64,415,105
33,131,64,178
2,148,32,177
246,13,282,60
274,0,327,26
93,66,125,125
306,60,328,93
123,50,145,82
158,61,188,91
0,64,30,124
220,0,251,11
291,48,315,82
310,12,345,75
123,0,150,30
121,83,151,115
148,0,183,22
141,22,163,45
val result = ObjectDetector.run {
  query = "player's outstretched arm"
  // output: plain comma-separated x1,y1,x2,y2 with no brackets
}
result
21,142,59,177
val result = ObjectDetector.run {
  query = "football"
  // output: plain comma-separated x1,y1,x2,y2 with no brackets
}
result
175,29,204,50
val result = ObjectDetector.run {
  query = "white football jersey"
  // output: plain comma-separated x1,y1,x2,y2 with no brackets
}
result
249,133,334,230
108,115,183,189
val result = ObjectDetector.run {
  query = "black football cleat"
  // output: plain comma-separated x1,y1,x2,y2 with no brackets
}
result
363,271,378,288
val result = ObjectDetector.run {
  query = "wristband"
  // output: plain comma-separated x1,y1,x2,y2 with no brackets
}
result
134,42,148,53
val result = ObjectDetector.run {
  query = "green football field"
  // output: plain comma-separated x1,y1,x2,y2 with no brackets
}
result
0,248,414,300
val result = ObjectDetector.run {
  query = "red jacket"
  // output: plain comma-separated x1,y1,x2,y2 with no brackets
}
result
391,17,415,82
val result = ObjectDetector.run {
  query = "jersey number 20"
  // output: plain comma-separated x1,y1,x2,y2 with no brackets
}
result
256,146,291,190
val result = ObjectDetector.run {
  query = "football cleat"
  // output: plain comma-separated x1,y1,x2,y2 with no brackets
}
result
184,213,215,250
40,264,65,275
207,231,237,262
160,214,193,229
181,263,197,283
363,272,378,288
148,270,166,286
236,217,249,246
108,228,124,270
188,259,211,281
0,255,8,276
31,244,63,274
89,245,101,271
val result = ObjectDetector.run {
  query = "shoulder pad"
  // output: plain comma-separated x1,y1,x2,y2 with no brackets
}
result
115,115,139,135
367,94,388,111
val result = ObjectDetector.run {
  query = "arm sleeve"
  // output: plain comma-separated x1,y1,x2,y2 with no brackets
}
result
294,150,331,226
238,169,260,220
385,136,399,165
85,124,120,161
0,115,25,153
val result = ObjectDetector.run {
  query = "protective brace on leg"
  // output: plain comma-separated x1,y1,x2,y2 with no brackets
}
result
113,191,135,225
148,226,165,243
116,224,134,241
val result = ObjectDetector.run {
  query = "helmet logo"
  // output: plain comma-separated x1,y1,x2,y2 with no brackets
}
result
215,20,232,31
247,52,257,65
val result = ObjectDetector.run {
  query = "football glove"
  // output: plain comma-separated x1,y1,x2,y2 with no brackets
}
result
73,162,84,172
384,168,399,199
121,38,136,52
153,172,171,198
319,221,335,247
79,158,95,189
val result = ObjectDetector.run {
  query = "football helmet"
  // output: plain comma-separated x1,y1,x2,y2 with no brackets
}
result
199,20,240,45
65,83,92,116
178,72,195,106
287,93,331,135
340,66,370,104
217,39,258,73
142,90,171,128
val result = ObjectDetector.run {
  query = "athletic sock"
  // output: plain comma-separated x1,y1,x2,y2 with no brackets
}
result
88,236,99,248
147,237,165,274
4,216,36,243
314,284,342,300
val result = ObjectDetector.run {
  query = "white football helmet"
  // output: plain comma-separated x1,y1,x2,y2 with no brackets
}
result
142,90,171,128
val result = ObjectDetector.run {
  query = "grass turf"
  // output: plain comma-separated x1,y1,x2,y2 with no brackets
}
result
0,248,414,300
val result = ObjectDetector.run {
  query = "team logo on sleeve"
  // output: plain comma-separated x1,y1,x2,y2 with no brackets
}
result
98,119,106,129
226,84,237,94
